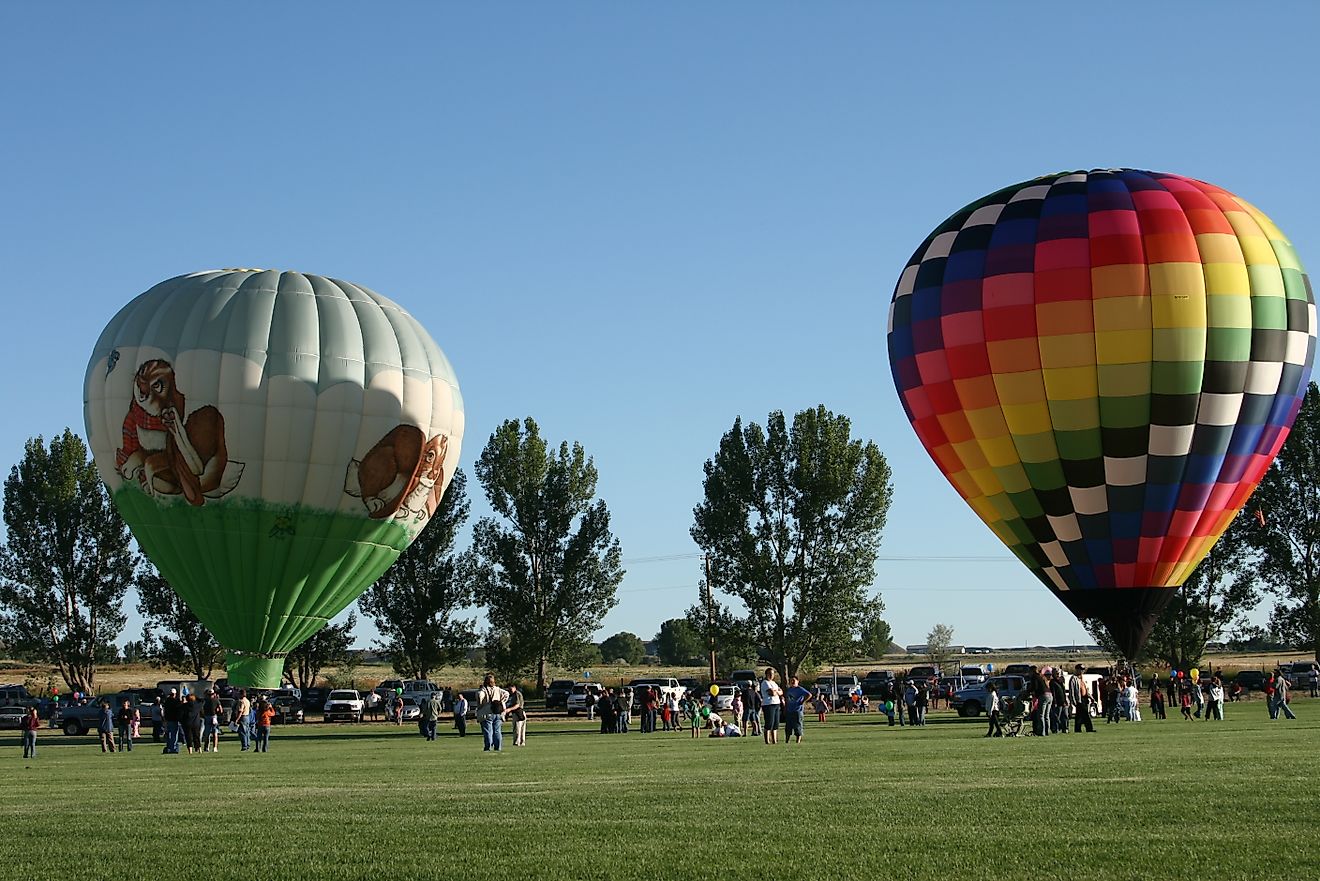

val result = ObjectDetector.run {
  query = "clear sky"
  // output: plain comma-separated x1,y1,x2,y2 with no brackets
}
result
2,3,1317,652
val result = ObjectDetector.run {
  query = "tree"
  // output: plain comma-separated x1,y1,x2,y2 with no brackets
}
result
282,612,357,691
1144,511,1259,670
136,567,223,679
121,639,148,665
471,418,625,690
926,623,955,670
654,617,704,665
599,631,644,665
0,430,138,694
855,604,893,660
1248,382,1320,660
691,406,893,680
358,470,477,680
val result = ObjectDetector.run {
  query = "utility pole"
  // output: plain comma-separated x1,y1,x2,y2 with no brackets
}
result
703,554,717,682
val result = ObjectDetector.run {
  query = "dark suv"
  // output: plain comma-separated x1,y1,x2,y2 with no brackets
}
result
545,679,575,710
1233,670,1267,691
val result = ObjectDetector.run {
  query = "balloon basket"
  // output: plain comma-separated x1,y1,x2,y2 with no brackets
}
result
225,653,286,689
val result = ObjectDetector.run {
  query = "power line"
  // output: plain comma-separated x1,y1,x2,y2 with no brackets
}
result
622,552,1015,565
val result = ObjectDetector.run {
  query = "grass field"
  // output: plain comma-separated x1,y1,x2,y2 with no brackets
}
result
3,704,1317,880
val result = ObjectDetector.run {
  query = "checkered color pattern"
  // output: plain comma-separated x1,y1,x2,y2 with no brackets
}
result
888,169,1315,599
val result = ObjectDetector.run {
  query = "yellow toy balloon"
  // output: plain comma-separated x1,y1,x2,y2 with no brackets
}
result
709,684,720,697
1190,668,1200,682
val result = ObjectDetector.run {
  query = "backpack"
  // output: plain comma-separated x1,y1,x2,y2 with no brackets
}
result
489,690,505,714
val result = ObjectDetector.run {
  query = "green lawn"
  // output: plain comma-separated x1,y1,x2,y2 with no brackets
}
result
3,706,1317,880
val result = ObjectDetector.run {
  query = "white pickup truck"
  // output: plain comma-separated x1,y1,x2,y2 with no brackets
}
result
628,677,687,704
322,689,365,723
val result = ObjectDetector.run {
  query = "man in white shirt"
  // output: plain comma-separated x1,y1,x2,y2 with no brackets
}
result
476,673,510,751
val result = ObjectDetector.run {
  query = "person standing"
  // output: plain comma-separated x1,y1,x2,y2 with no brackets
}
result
783,676,811,744
1069,667,1094,732
665,691,681,732
115,699,135,752
452,692,469,737
1149,684,1166,720
234,690,252,751
98,700,116,753
597,688,615,734
1050,672,1068,734
1273,672,1297,720
983,681,1004,737
915,680,930,726
1310,665,1319,699
392,692,405,726
742,682,762,737
254,697,274,752
424,690,442,741
149,698,163,742
1208,677,1225,721
162,688,182,754
1038,671,1055,735
508,685,527,746
21,706,40,758
476,673,509,752
202,689,221,753
183,694,203,754
759,667,783,745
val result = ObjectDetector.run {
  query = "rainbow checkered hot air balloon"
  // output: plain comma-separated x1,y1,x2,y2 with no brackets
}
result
887,170,1315,657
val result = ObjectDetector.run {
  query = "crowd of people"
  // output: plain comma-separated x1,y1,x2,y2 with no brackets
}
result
12,659,1315,760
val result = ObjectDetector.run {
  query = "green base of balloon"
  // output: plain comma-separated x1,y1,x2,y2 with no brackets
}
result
225,654,287,689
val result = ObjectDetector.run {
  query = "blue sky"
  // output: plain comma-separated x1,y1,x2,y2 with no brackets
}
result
2,3,1316,651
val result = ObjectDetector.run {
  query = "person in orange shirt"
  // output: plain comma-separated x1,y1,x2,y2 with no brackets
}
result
254,697,275,752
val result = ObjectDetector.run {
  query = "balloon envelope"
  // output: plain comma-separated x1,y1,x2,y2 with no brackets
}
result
85,270,464,687
888,170,1315,657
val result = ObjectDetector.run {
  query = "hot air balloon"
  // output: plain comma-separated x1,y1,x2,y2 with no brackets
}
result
84,270,464,687
888,170,1315,657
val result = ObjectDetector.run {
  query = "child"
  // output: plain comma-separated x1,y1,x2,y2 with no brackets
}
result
691,703,706,739
812,692,830,723
21,706,40,758
1179,684,1193,720
1150,686,1166,720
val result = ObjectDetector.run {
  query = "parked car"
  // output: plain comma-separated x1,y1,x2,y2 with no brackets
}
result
906,665,940,681
218,698,235,726
860,671,896,697
958,665,988,683
0,706,27,729
401,680,440,704
710,681,738,711
270,695,305,724
1001,664,1035,679
301,688,328,712
1281,662,1318,689
1233,670,1267,691
399,697,423,722
949,676,1028,717
815,674,862,703
545,679,576,710
678,677,703,695
323,690,365,723
459,688,481,719
54,694,146,735
566,683,604,716
730,670,759,689
0,684,37,707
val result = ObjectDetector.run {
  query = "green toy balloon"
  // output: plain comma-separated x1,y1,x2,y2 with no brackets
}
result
84,270,464,688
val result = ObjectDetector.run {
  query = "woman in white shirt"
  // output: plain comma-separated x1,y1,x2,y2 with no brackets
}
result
758,668,783,745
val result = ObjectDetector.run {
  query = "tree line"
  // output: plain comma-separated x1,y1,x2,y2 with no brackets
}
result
0,406,900,693
11,385,1317,696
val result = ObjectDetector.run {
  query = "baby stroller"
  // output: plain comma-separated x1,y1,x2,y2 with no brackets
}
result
1000,696,1028,737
